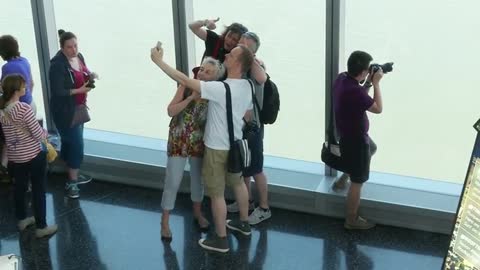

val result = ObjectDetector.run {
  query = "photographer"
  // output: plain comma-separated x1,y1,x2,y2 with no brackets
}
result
333,50,383,230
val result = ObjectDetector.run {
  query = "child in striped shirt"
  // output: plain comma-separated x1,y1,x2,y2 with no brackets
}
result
0,74,57,238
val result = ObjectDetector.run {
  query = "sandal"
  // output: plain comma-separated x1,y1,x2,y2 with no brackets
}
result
195,216,210,231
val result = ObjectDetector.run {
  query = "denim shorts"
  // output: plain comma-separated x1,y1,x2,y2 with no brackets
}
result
242,126,264,177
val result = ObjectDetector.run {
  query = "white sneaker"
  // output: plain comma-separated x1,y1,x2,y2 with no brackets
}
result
227,201,255,213
18,217,35,231
248,207,272,225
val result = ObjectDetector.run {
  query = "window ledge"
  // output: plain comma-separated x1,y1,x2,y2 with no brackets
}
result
59,129,459,234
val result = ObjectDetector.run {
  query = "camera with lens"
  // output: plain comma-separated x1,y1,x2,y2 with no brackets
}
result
370,62,394,74
83,72,96,89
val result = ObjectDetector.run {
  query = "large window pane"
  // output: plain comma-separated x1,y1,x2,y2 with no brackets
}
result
344,1,480,182
192,0,325,162
0,0,45,121
52,0,176,140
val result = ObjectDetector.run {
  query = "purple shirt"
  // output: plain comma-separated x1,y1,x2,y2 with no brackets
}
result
333,72,374,140
1,56,33,104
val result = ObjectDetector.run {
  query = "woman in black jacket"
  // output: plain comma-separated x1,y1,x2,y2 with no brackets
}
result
49,30,97,199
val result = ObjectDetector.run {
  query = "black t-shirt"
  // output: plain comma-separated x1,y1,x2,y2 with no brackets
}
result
203,30,226,63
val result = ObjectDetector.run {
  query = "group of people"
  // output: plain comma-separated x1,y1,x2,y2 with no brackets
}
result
0,30,96,239
0,16,385,253
151,17,385,253
151,18,272,253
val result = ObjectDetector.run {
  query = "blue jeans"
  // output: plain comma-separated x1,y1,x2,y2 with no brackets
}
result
57,124,84,169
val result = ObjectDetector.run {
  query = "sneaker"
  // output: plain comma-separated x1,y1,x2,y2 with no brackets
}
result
18,217,35,231
35,224,58,238
66,184,80,199
74,174,93,185
227,201,255,213
344,216,376,230
248,207,272,225
226,219,251,236
198,235,229,253
331,174,350,193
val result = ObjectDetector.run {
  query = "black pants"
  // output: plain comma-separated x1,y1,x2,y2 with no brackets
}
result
10,151,47,228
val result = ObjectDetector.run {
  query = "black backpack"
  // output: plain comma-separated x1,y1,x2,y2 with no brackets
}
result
259,74,279,124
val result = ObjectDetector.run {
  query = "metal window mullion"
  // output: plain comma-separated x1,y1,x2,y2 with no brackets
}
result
30,0,60,132
172,0,190,75
324,0,344,177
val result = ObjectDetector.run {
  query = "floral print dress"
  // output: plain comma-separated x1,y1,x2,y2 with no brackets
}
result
167,99,208,158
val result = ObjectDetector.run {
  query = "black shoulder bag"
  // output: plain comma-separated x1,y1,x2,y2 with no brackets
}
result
223,82,251,173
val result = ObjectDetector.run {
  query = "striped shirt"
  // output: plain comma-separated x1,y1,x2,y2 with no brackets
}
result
0,101,46,163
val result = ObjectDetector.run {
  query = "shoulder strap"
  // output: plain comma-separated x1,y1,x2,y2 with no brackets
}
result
247,80,260,115
77,53,85,64
328,78,337,144
223,82,235,147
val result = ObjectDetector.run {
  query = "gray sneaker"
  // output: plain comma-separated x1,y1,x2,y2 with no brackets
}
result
227,201,255,213
248,207,272,225
226,219,251,236
331,173,350,193
198,235,229,253
66,184,80,199
18,217,35,231
75,174,93,185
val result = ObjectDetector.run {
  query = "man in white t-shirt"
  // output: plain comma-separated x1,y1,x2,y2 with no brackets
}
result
151,43,254,253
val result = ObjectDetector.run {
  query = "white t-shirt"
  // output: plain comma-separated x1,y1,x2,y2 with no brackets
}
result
201,78,253,150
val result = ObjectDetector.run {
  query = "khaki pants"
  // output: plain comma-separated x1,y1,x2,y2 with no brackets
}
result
202,147,243,198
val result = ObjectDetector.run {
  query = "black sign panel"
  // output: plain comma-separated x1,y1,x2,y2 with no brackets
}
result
443,121,480,270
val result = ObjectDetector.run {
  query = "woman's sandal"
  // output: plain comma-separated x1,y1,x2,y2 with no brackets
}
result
195,216,210,231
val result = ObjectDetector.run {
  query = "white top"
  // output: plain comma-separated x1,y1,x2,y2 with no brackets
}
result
201,78,253,150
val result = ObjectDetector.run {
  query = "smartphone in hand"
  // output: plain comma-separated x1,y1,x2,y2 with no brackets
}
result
156,41,162,51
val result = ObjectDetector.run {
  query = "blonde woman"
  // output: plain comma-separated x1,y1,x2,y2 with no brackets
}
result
161,57,225,241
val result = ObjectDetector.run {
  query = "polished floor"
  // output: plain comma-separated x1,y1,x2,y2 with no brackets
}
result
0,174,450,270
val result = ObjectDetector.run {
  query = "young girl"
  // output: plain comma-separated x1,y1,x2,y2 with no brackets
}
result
0,74,57,238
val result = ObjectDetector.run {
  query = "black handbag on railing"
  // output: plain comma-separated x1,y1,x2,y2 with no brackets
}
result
321,84,345,171
223,82,251,173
